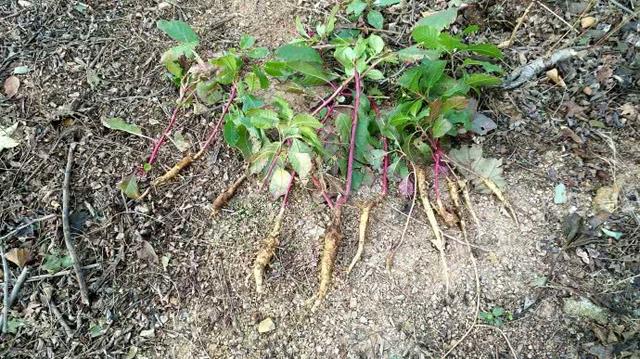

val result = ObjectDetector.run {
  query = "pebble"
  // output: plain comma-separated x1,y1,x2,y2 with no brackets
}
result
258,317,275,333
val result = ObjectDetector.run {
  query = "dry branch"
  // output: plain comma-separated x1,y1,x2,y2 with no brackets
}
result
502,48,579,89
1,244,9,333
62,143,91,305
0,266,29,329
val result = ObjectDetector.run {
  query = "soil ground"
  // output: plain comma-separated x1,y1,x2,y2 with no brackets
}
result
0,0,638,358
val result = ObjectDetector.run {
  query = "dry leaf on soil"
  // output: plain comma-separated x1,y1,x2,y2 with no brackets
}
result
0,123,20,152
4,76,20,98
6,248,31,267
620,103,637,121
580,16,596,29
593,184,619,213
137,240,159,264
546,68,566,88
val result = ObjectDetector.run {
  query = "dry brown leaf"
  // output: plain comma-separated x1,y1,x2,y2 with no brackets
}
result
593,184,620,213
580,16,596,29
620,103,637,121
137,240,159,264
596,65,613,84
4,76,20,98
6,247,31,267
546,68,566,88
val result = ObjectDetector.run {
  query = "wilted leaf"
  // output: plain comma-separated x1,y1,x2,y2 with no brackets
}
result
139,328,155,338
137,240,159,264
89,323,104,337
6,319,25,334
563,297,608,325
269,167,292,199
125,346,139,359
449,145,505,193
593,184,619,213
554,183,567,204
4,75,20,98
0,123,20,152
399,175,414,198
119,176,141,200
546,68,566,88
172,132,190,152
288,139,313,183
5,248,30,267
103,118,144,137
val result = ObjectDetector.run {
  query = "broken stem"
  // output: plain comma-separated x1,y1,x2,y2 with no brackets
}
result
337,70,361,206
193,84,238,161
147,88,187,165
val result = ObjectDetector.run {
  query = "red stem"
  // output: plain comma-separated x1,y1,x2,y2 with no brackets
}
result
197,84,237,155
148,90,186,165
261,147,282,190
312,176,334,210
382,137,389,197
310,75,354,116
337,71,361,207
281,171,296,209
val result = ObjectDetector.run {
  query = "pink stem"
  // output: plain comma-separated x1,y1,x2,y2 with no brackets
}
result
312,176,334,210
431,139,443,201
310,76,354,116
198,84,237,153
382,137,389,197
261,147,282,190
337,71,361,207
281,171,296,209
148,91,185,165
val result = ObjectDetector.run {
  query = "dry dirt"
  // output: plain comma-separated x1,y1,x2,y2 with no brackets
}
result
0,0,638,358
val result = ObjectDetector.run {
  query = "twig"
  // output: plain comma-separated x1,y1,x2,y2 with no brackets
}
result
502,48,579,89
1,244,9,333
609,0,636,16
536,1,579,33
62,143,90,305
40,290,73,339
0,266,29,329
6,263,101,284
498,2,534,48
0,214,56,242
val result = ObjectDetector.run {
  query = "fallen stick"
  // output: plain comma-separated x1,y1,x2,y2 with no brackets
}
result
501,48,579,90
0,266,29,329
1,243,9,333
62,143,91,305
41,288,73,339
498,2,534,48
0,214,56,242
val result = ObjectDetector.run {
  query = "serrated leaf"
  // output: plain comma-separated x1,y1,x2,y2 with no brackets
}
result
415,8,458,31
102,117,144,137
239,34,255,49
275,44,322,63
368,34,385,54
241,94,264,112
247,108,279,129
364,149,386,170
248,47,269,59
466,43,503,59
367,10,384,29
156,20,199,44
412,25,441,48
346,0,367,17
432,116,452,138
269,167,292,198
288,140,313,182
291,113,322,129
4,75,19,98
119,176,141,199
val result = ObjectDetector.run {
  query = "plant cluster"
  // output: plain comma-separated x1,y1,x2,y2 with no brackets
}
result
112,2,516,309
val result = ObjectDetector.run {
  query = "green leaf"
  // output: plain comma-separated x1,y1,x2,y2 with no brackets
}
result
156,20,199,44
365,69,384,80
213,53,242,84
286,61,331,83
291,113,322,129
89,324,104,338
364,149,386,170
273,97,294,121
247,109,279,129
335,113,351,143
244,72,261,92
397,45,440,62
367,10,384,29
462,24,480,35
601,227,623,240
102,117,143,137
239,34,255,49
295,16,307,37
119,176,141,199
554,183,567,204
43,252,74,273
411,25,441,49
269,167,292,198
464,73,502,90
346,0,367,17
466,43,503,59
253,66,270,89
6,319,25,334
326,5,339,35
462,59,503,74
373,0,400,6
248,47,269,59
368,34,385,54
432,117,452,138
300,126,324,153
13,66,30,74
492,307,505,317
275,44,322,63
264,61,290,77
241,94,263,112
288,139,313,181
415,8,458,31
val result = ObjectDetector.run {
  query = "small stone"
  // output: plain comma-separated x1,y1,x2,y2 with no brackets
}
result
158,2,171,10
583,86,592,95
581,16,596,29
258,317,275,333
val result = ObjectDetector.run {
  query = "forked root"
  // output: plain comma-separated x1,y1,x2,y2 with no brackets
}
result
346,201,374,275
481,177,519,226
253,207,286,294
435,196,459,227
152,155,194,187
211,174,248,217
311,207,343,311
416,166,450,295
